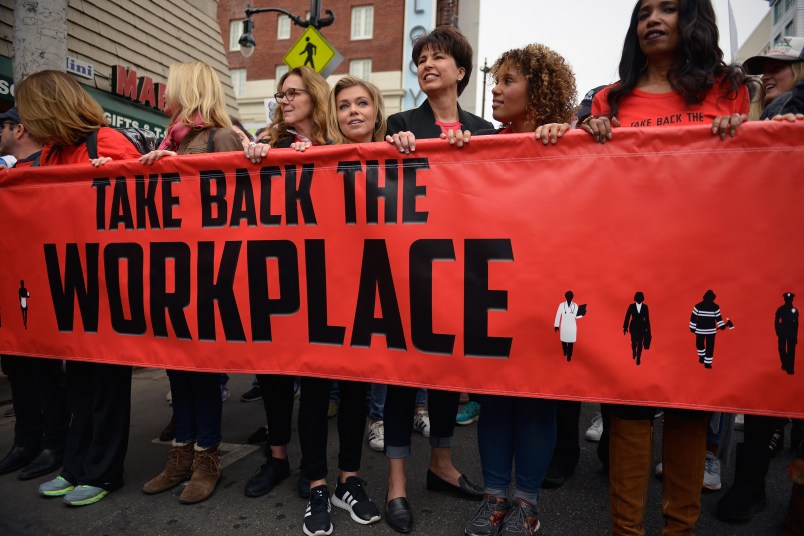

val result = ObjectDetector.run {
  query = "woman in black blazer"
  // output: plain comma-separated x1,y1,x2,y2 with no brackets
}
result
382,26,492,534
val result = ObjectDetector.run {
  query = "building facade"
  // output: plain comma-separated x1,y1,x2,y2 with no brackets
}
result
739,0,803,60
218,0,481,130
0,0,238,137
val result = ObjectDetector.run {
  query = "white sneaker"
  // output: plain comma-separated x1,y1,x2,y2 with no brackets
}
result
368,420,384,452
734,414,745,431
413,411,431,438
703,451,722,491
585,413,603,442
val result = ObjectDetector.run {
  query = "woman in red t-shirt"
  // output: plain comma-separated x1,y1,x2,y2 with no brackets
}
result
16,70,141,507
575,1,749,535
581,0,748,144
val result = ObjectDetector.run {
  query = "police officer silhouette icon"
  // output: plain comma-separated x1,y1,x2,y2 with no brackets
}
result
775,292,798,375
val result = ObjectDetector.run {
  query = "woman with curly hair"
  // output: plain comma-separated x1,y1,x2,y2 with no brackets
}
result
463,43,576,536
578,1,749,534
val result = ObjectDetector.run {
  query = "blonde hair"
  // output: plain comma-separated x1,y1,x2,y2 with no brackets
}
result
263,66,330,146
16,70,108,145
165,61,232,129
746,77,766,121
327,76,387,144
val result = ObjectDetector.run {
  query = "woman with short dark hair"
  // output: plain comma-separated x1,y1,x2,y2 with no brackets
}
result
382,25,492,535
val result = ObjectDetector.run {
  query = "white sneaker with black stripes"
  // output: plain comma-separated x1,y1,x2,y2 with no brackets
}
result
331,476,381,525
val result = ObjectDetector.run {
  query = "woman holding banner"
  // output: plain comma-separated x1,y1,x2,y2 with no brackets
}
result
238,67,333,504
16,70,142,507
138,61,242,505
461,43,576,536
381,26,492,534
290,75,392,536
578,0,749,534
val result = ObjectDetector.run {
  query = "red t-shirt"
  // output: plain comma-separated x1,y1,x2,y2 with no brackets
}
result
591,79,750,128
40,128,142,166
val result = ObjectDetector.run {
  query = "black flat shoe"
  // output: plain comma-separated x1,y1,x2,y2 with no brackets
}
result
18,448,63,480
0,445,38,476
244,457,290,497
426,469,483,500
385,496,413,533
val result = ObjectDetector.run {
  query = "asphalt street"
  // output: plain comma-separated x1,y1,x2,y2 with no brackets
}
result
0,370,796,535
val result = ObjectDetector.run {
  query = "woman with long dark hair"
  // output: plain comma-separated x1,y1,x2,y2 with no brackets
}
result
578,1,749,534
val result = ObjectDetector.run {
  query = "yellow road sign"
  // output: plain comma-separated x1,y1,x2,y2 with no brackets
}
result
284,27,342,77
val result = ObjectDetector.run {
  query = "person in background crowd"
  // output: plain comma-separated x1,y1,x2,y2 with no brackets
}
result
16,69,142,506
0,106,69,484
139,61,243,505
715,41,804,525
231,116,253,149
462,42,575,536
240,66,331,503
382,25,492,534
293,74,395,536
579,0,749,533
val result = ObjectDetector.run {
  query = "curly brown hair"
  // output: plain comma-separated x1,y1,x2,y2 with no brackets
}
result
491,44,577,127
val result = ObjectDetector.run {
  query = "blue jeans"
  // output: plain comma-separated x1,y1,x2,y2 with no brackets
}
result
367,385,425,422
477,395,557,499
168,370,222,449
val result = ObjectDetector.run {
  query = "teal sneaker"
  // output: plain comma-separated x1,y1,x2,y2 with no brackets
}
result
63,485,108,506
456,401,481,425
39,476,75,497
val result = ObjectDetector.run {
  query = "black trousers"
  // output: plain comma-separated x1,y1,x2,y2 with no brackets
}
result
256,374,295,449
385,386,458,457
1,355,69,451
551,400,581,472
60,361,131,490
298,377,368,481
778,337,796,373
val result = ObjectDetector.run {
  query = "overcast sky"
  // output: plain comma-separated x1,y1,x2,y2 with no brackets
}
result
472,0,770,115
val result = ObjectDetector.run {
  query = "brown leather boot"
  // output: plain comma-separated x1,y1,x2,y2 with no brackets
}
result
179,446,221,504
143,443,194,494
780,483,804,536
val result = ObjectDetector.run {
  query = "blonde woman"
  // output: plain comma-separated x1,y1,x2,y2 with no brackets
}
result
139,61,242,505
16,70,142,507
294,75,392,536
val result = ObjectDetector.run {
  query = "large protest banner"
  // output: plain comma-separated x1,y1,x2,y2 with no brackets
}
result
0,123,801,417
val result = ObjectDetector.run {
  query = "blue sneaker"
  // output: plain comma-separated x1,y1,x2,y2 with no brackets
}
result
39,476,74,497
456,401,481,425
63,485,108,506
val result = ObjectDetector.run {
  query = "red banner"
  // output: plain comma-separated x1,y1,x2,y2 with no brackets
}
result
1,123,802,417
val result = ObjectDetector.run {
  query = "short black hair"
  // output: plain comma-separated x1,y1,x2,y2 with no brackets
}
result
411,25,474,96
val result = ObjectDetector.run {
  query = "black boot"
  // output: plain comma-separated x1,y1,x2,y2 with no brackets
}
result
717,443,768,522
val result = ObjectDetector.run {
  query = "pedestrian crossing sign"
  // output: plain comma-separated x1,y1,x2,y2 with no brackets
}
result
284,27,343,77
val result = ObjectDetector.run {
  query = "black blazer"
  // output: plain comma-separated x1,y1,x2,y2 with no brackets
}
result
386,99,493,139
624,303,650,335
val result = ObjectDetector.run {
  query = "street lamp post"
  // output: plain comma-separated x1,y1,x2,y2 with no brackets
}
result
238,1,335,57
479,57,491,119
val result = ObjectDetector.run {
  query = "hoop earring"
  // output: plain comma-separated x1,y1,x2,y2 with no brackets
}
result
641,58,648,71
